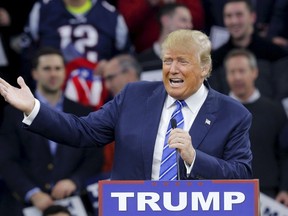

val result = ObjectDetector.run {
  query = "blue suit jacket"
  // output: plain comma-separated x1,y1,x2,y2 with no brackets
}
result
27,81,253,180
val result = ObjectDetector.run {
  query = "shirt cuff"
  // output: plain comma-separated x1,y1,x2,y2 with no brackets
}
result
22,99,40,125
25,187,41,203
184,149,196,177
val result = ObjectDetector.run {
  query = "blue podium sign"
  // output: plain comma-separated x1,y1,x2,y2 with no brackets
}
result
99,179,259,216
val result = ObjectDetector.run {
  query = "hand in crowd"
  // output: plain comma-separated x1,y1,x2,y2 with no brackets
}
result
0,8,11,26
0,77,35,115
51,179,77,200
168,128,195,166
276,190,288,207
30,191,54,211
272,36,288,47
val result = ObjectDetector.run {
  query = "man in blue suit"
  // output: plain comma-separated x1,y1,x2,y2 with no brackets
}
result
0,29,253,181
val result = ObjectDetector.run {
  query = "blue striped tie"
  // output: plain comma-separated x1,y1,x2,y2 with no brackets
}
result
159,100,186,180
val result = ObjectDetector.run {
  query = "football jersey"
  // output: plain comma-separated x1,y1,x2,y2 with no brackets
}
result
21,0,131,63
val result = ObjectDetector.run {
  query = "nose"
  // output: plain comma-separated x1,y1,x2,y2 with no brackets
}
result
229,15,239,25
170,61,179,73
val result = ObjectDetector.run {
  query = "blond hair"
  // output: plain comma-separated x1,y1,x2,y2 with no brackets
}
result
161,29,212,77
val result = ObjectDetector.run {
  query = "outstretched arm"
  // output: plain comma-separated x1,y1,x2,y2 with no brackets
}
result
0,76,35,115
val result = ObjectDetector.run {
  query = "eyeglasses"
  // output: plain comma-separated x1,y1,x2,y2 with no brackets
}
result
103,71,124,82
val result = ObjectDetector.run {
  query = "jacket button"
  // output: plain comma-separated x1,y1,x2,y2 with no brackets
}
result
45,183,51,190
47,163,54,170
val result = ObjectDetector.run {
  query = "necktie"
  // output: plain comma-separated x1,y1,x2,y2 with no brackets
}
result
159,100,186,180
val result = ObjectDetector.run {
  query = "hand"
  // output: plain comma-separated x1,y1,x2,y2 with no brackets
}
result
276,190,288,207
30,191,54,211
168,128,195,165
51,179,76,199
0,76,35,115
0,8,11,26
272,36,288,47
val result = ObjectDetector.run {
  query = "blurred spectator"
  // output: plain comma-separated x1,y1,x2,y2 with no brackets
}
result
43,205,71,216
224,48,288,205
20,0,132,90
103,54,141,97
267,0,288,50
137,3,192,73
0,47,103,215
118,0,204,53
212,0,288,70
201,0,275,36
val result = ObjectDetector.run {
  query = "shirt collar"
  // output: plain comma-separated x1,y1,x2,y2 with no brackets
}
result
166,83,208,113
229,89,260,104
35,90,64,111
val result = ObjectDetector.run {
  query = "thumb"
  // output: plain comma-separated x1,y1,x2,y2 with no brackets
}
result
17,76,27,88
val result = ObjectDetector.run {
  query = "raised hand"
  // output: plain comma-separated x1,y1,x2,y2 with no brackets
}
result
0,76,35,115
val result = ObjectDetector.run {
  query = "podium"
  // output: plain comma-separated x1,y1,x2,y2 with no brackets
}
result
98,179,259,216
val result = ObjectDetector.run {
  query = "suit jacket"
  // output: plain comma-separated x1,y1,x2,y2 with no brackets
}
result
27,81,253,180
244,96,288,194
0,97,103,202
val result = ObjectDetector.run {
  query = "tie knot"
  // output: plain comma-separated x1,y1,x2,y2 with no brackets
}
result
176,100,186,109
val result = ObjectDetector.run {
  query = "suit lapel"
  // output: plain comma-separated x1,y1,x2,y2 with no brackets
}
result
142,85,167,179
190,86,218,149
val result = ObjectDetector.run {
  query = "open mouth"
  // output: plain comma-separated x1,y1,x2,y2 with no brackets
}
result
170,78,184,87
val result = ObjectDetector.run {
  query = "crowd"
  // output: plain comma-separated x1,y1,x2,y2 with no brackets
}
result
0,0,288,215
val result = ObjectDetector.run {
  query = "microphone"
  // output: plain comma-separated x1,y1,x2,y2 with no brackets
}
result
170,118,180,180
170,118,177,129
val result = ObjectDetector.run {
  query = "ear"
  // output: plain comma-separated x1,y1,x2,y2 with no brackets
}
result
160,15,170,27
32,69,38,81
201,65,209,78
252,68,258,80
251,12,256,24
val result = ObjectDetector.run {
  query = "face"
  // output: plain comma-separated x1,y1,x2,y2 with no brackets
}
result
225,55,257,99
167,7,192,32
32,54,66,94
162,47,207,100
103,59,128,96
224,2,255,40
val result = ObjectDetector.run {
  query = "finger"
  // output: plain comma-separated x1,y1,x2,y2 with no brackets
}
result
169,134,187,144
0,77,10,88
17,76,26,88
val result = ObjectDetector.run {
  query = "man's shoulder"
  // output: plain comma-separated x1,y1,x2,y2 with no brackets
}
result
211,41,233,69
127,81,163,89
121,81,164,98
257,96,286,114
38,0,63,9
63,97,93,116
210,89,251,115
